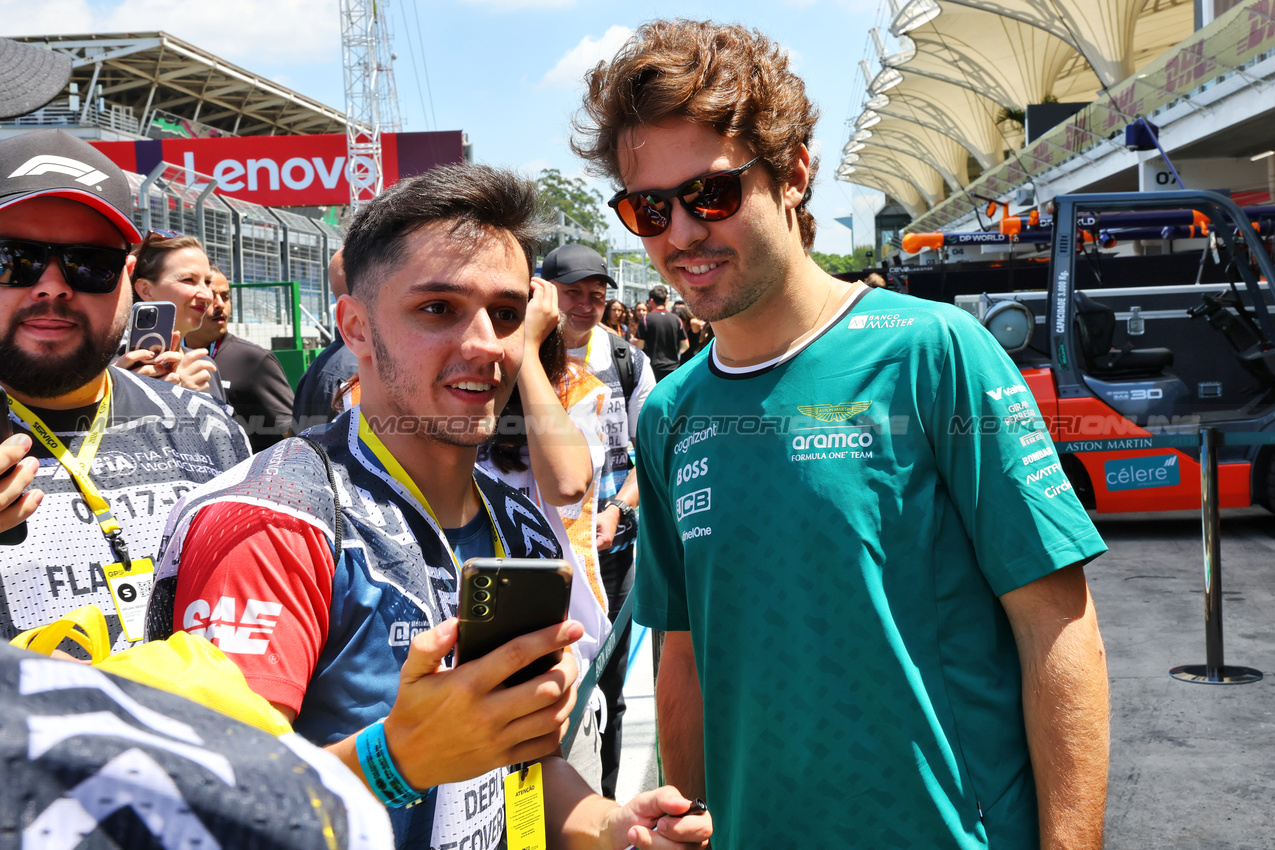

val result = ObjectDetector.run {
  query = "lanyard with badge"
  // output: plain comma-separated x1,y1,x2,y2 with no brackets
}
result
359,415,551,845
357,413,508,568
7,375,154,642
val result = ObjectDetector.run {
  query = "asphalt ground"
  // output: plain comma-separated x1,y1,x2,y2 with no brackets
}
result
1094,506,1275,849
615,506,1275,846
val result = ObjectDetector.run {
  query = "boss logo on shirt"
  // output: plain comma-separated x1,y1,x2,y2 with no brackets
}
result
674,458,709,487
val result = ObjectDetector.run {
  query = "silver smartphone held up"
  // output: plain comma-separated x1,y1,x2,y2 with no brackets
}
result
128,301,178,355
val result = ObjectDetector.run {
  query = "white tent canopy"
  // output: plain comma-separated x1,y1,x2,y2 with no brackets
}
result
839,0,1195,218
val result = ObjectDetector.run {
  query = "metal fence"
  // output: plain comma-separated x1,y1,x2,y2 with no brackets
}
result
270,208,332,336
609,258,665,307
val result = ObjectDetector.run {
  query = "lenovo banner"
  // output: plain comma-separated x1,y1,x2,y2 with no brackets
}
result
91,131,464,207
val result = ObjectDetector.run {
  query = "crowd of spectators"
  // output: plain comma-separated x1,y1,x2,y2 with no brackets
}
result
0,128,707,850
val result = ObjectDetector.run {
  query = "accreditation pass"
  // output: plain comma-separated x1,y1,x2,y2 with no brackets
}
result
103,558,155,642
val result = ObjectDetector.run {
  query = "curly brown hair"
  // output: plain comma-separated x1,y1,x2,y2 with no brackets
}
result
571,19,820,250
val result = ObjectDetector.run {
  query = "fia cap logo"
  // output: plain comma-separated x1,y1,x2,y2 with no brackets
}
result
8,154,109,187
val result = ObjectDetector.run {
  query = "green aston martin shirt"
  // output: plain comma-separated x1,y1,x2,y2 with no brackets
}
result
634,286,1106,849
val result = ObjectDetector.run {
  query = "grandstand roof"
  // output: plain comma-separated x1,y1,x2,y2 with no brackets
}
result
12,32,350,138
841,0,1196,219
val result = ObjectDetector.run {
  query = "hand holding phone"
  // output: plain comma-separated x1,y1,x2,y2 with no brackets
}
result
128,301,178,355
0,389,40,544
377,615,583,790
455,557,573,686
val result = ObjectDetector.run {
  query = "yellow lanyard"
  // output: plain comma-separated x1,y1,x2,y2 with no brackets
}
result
357,413,507,568
8,375,131,564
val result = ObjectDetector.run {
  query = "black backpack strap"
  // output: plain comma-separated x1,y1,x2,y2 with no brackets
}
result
295,435,343,556
609,331,636,403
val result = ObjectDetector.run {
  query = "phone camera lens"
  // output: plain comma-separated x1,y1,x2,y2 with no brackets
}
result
473,590,490,603
472,604,490,617
137,307,157,330
474,576,492,588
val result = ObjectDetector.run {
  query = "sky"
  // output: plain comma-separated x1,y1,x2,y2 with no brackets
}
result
4,0,894,255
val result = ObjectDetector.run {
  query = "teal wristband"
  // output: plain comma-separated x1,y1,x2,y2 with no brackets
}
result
356,720,422,808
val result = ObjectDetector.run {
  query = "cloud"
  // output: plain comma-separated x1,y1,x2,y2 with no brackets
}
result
539,25,633,90
0,0,94,35
2,0,340,66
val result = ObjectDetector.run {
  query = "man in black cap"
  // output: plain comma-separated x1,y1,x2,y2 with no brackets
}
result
0,129,250,651
541,242,656,798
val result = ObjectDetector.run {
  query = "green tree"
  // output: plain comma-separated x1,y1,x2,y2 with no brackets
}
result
535,168,608,256
811,247,875,274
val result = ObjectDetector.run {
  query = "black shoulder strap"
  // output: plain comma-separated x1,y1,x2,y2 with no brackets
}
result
608,331,636,402
295,435,343,556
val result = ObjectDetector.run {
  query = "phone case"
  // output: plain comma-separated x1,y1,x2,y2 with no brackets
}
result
128,301,178,355
455,558,573,686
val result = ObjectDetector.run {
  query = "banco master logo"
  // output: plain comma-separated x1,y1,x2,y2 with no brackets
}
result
848,313,915,330
797,401,872,423
9,154,109,186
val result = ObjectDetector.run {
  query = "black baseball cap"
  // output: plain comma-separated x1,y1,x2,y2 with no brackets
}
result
541,243,616,288
0,129,142,242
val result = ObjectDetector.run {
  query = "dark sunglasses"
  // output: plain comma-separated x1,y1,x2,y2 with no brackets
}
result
0,238,131,294
608,157,762,237
136,228,182,257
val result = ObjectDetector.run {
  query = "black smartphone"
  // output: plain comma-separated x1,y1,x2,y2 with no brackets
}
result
455,557,573,686
0,388,28,545
128,301,178,354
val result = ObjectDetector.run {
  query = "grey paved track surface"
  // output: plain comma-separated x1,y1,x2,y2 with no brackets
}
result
613,507,1275,846
1094,507,1275,849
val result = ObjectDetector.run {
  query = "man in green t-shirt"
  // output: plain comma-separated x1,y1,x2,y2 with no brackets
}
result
572,19,1110,849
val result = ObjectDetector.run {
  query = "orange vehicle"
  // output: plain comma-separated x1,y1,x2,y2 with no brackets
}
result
934,190,1275,513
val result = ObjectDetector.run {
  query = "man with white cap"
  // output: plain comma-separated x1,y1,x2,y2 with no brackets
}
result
0,129,250,651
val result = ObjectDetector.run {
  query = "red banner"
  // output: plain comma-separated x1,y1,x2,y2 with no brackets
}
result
91,131,464,207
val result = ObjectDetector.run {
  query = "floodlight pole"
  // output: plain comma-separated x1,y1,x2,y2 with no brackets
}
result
340,0,400,212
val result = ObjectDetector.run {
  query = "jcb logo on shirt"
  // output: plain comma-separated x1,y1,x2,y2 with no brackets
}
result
676,488,711,521
183,597,283,655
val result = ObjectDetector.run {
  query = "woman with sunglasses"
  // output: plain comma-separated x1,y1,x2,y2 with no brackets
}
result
117,231,223,399
602,298,630,339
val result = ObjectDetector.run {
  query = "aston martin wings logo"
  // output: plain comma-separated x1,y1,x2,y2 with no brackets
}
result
796,401,873,422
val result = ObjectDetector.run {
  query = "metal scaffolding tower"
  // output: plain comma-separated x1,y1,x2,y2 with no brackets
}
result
339,0,401,211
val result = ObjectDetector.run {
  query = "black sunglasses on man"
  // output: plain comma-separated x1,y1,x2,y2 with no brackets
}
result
0,238,130,294
608,156,762,237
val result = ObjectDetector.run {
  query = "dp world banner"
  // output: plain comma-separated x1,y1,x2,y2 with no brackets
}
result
91,130,464,207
